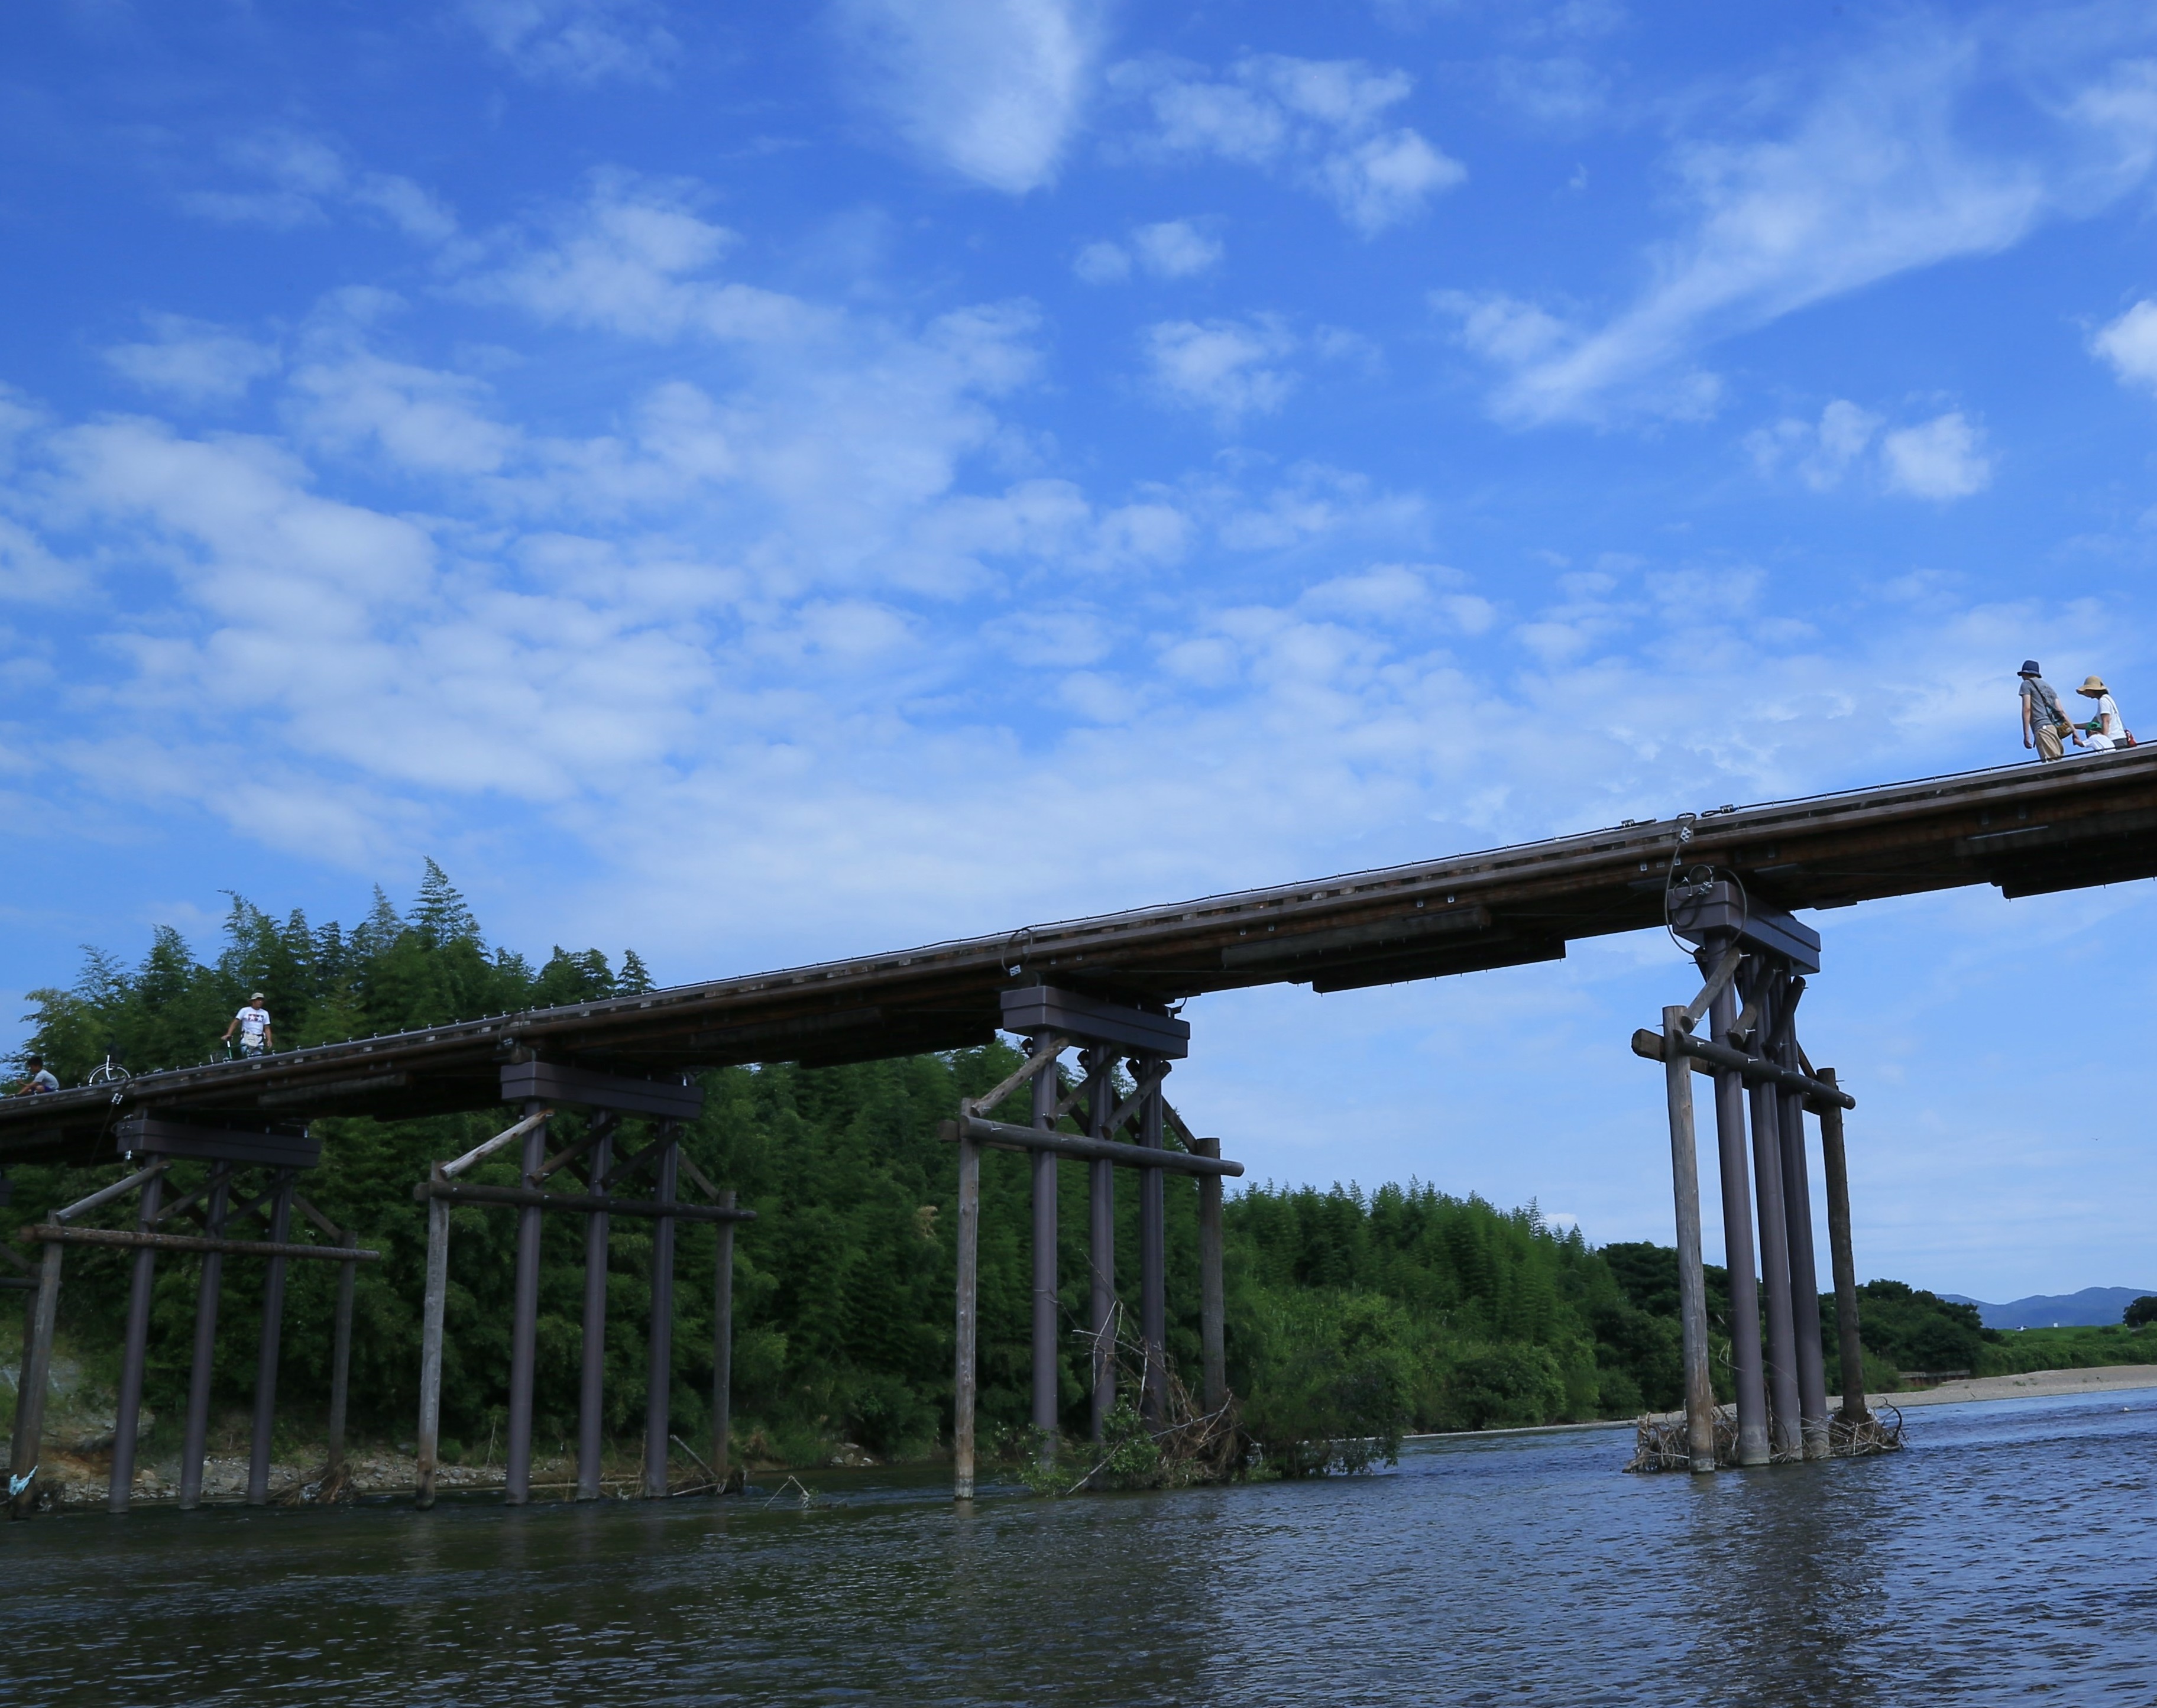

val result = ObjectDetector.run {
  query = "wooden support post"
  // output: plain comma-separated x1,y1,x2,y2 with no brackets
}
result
108,1172,164,1512
414,1192,451,1509
1137,1066,1167,1425
712,1189,734,1494
504,1100,549,1506
177,1172,232,1511
1747,976,1802,1458
246,1173,296,1506
1706,944,1769,1467
1778,1074,1831,1460
1029,1045,1059,1459
1196,1139,1225,1415
1662,1006,1717,1473
7,1239,62,1519
952,1128,981,1500
1818,1069,1870,1421
1085,1049,1116,1443
327,1230,357,1479
577,1123,613,1501
642,1127,679,1500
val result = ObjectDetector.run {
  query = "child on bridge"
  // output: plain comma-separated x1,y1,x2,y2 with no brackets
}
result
12,1055,59,1095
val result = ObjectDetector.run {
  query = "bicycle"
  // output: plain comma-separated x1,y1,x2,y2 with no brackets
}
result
85,1051,131,1088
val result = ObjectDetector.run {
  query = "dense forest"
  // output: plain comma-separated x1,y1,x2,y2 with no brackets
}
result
2,870,2111,1472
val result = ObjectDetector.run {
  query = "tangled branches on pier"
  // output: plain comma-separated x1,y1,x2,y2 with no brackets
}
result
1007,1305,1244,1495
1625,1402,1904,1472
1826,1404,1903,1457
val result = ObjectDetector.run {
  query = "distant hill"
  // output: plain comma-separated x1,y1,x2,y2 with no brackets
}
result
1938,1287,2156,1330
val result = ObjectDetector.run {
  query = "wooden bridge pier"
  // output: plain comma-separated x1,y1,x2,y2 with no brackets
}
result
6,1116,375,1519
412,1062,752,1509
1639,880,1863,1469
945,985,1243,1500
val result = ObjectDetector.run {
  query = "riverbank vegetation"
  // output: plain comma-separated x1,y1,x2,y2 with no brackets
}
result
5,873,2149,1477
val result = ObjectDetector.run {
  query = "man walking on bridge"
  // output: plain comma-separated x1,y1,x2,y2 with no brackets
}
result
222,993,275,1057
2019,661,2080,762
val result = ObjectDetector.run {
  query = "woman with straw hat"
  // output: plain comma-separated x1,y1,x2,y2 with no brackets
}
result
2071,676,2129,751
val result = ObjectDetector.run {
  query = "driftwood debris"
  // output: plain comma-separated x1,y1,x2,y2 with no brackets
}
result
1627,1402,1903,1472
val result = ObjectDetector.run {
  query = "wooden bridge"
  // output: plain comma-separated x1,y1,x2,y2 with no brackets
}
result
7,746,2155,1513
7,748,2153,1168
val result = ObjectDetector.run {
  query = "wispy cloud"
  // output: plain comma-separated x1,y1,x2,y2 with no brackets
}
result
1436,22,2157,423
2093,297,2157,391
462,0,679,85
1748,398,1992,501
178,130,458,242
1746,399,1881,491
1880,410,1993,499
1110,52,1465,233
1143,316,1298,426
1074,218,1223,283
103,316,282,406
835,0,1104,193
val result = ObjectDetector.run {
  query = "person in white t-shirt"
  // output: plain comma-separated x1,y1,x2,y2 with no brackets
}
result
2072,676,2129,751
222,993,275,1056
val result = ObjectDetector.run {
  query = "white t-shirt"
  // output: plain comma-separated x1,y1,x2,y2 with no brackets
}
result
2080,694,2124,749
234,1005,271,1041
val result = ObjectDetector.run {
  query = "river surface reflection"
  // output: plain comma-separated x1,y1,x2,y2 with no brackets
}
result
4,1391,2153,1706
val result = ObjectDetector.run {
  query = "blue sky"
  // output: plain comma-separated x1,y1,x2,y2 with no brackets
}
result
5,0,2156,1299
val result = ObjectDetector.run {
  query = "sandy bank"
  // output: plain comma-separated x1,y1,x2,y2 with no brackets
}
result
1867,1365,2157,1408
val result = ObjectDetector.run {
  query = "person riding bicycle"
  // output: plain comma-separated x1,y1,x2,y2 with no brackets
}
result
222,993,275,1058
12,1054,59,1095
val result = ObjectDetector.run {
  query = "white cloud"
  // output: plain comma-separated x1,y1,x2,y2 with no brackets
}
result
1143,317,1298,426
2093,297,2157,392
1745,398,1881,490
1074,240,1131,283
1078,219,1223,283
1439,25,2157,423
1130,219,1223,277
179,130,457,243
1431,289,1570,367
103,316,283,404
1319,129,1463,234
468,172,815,345
1748,399,1991,501
836,0,1103,194
1113,53,1464,234
1880,411,1993,500
462,0,678,85
0,516,76,603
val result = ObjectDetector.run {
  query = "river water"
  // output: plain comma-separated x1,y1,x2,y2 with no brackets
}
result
4,1391,2153,1706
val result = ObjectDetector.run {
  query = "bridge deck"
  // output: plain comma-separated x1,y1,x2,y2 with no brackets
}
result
8,748,2156,1166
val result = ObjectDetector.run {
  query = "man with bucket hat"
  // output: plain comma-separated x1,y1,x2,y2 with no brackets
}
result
221,992,275,1057
2071,675,2130,751
2017,660,2078,761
